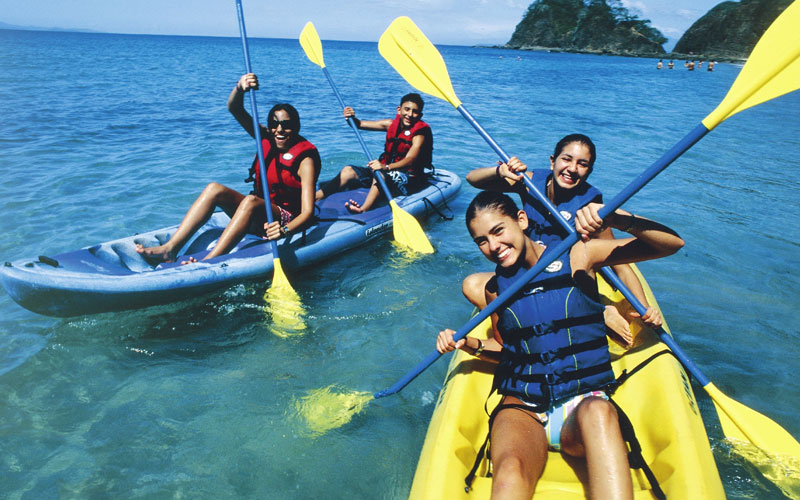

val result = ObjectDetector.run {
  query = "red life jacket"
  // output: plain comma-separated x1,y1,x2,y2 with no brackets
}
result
381,115,433,179
249,135,321,216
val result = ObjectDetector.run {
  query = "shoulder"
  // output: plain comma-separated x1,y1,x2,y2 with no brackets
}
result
291,136,321,165
485,275,499,300
571,180,602,205
412,119,432,136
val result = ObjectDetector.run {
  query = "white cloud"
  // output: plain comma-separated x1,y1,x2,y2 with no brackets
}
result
620,0,649,16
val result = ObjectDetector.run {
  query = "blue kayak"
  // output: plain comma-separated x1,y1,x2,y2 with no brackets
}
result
1,170,461,317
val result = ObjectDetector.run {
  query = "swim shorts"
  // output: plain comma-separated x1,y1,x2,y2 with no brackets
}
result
525,390,608,451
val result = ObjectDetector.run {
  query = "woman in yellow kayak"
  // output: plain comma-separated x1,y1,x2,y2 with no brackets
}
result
461,134,661,345
436,191,684,499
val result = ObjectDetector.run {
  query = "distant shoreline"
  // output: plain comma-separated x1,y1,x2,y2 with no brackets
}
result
478,43,746,63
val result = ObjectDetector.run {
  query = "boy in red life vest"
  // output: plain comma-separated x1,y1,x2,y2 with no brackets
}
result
315,93,433,213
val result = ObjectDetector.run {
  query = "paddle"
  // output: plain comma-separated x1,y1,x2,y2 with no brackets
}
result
234,0,305,336
375,9,800,483
299,5,800,460
298,22,434,254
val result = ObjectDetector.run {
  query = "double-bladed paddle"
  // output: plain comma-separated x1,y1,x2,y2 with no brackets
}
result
235,0,305,336
375,9,799,491
298,22,434,254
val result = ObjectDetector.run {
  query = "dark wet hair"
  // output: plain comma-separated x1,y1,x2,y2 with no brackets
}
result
465,191,519,229
400,92,424,112
267,103,301,133
553,133,596,167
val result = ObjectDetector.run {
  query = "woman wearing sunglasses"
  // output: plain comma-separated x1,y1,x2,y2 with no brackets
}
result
137,73,320,264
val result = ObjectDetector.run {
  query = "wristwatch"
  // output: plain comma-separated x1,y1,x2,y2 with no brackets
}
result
473,338,485,357
282,225,290,237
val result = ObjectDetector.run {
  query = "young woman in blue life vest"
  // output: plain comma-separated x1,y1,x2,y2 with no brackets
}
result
462,134,660,346
136,73,320,264
313,93,433,213
436,191,684,500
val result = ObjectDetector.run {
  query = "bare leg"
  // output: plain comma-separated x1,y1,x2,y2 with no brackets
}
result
462,272,493,309
560,397,633,500
490,398,549,500
201,194,267,261
137,183,245,262
346,181,381,214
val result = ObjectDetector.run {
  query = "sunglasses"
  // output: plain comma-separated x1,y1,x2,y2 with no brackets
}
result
268,118,296,130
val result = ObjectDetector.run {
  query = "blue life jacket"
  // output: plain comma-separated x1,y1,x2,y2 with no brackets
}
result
522,169,602,248
494,249,614,410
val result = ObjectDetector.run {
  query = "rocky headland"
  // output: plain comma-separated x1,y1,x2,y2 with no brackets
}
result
503,0,792,61
504,0,666,57
671,0,792,61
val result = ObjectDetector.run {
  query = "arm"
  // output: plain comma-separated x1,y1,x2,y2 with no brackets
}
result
465,156,530,193
436,276,503,363
343,107,392,131
609,262,662,328
574,203,684,271
596,226,651,308
227,73,261,139
263,157,317,239
287,157,317,233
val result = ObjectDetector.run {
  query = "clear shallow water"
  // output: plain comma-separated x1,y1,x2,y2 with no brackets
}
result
1,29,798,499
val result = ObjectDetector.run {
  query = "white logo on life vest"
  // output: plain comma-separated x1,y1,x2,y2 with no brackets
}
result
404,130,411,136
559,210,572,221
545,260,563,273
282,153,294,161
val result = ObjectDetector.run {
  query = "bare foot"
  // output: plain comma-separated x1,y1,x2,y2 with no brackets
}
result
136,243,176,263
180,256,198,266
345,199,365,214
604,305,633,347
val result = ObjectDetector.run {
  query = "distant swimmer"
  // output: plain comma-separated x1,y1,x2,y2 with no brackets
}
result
698,60,704,68
668,60,674,69
708,60,715,72
657,59,663,69
687,60,695,71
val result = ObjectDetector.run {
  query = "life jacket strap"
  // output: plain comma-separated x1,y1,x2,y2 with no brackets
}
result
465,350,675,496
513,359,612,384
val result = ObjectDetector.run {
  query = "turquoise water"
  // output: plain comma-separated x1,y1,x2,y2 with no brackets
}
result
1,28,799,499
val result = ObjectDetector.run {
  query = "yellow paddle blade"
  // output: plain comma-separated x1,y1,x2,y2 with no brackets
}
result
706,381,800,494
294,385,372,436
389,200,434,254
378,16,462,108
299,21,325,68
703,1,800,129
264,258,306,337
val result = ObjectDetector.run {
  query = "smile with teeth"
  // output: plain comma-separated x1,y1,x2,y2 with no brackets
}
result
559,171,578,184
495,247,512,262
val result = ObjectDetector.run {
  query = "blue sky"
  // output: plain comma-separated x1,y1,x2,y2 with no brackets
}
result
1,0,724,49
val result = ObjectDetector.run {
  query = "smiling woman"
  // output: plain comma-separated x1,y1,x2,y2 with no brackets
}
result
135,72,321,265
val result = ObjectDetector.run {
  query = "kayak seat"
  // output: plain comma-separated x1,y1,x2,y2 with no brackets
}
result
183,228,224,256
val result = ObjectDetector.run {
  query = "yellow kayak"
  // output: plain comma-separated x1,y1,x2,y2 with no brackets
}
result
409,265,725,499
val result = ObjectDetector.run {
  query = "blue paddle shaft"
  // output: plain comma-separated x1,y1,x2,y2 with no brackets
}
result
320,67,395,201
235,0,279,258
459,102,712,384
375,121,710,399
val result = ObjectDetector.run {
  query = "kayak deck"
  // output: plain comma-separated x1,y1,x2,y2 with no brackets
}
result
409,266,724,499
